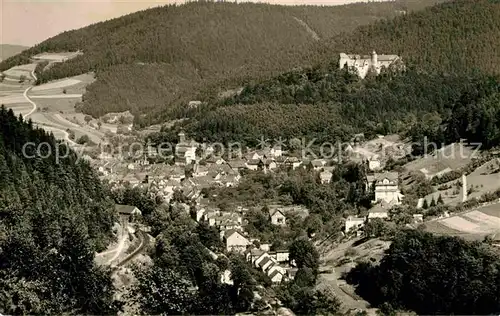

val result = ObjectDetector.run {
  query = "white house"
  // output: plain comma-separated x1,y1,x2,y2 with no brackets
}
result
115,204,142,226
373,172,403,205
268,268,286,284
413,214,424,223
246,159,262,171
270,209,287,226
285,157,302,170
345,216,365,233
253,252,271,267
368,204,389,220
272,250,290,263
368,156,381,171
257,256,277,272
319,169,333,184
224,230,251,253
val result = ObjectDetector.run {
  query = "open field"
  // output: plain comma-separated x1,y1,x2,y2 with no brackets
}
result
425,203,500,241
2,63,37,80
405,143,475,177
3,102,33,117
421,158,500,206
30,97,81,113
31,78,82,92
351,134,408,162
0,94,27,104
30,94,82,99
33,51,82,62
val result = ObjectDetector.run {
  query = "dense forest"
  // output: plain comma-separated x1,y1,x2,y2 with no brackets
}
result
157,65,500,149
0,0,444,124
347,230,500,315
145,0,500,147
0,106,117,314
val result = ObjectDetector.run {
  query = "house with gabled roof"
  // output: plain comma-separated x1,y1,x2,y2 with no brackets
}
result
372,172,403,205
258,256,276,272
205,155,226,165
246,159,263,171
345,216,365,233
227,159,247,172
268,266,286,284
368,202,391,220
223,230,251,253
115,204,142,225
284,157,302,170
319,169,333,184
244,151,263,161
269,209,287,226
309,159,326,171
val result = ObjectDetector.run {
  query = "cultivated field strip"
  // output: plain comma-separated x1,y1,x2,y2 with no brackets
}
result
441,216,482,234
31,78,81,91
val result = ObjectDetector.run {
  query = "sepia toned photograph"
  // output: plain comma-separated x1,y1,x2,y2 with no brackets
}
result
1,0,500,315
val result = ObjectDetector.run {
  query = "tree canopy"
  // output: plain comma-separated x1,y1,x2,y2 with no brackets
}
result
347,230,500,315
0,105,117,314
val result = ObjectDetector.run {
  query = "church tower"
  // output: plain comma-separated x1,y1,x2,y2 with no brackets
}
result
371,50,378,67
462,174,468,202
178,131,186,144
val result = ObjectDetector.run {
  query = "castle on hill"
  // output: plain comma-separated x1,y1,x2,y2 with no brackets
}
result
339,51,403,79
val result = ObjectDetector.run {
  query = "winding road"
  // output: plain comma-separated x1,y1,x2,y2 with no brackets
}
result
22,68,77,146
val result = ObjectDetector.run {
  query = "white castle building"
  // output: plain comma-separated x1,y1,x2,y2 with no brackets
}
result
339,51,402,79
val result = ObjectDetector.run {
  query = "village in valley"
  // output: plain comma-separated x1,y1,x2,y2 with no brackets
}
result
3,44,500,315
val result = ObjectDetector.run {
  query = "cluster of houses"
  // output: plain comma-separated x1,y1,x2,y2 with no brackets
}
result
246,248,296,283
193,203,305,284
345,171,421,234
95,131,339,203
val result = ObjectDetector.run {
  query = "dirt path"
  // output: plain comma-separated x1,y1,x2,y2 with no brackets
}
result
293,17,320,41
23,67,37,117
107,227,129,265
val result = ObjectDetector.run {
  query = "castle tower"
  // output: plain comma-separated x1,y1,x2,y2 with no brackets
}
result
462,174,467,202
371,50,378,66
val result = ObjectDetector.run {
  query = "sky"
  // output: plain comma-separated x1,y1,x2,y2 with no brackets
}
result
1,0,382,46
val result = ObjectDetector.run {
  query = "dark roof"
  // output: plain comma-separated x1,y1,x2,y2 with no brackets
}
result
269,269,283,279
259,256,272,268
228,159,246,169
247,159,262,165
269,209,285,217
375,172,398,182
115,204,139,215
310,160,324,167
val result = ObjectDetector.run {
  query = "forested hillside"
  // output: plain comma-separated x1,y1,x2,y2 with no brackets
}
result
0,0,444,124
151,0,500,148
0,106,117,314
317,0,500,75
347,230,500,315
159,65,500,149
